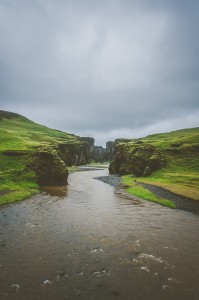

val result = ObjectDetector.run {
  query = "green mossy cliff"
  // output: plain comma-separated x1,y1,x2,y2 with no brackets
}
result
109,128,199,200
0,110,94,203
109,141,166,176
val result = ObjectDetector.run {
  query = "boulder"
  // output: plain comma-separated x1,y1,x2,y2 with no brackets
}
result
30,147,68,186
109,141,167,177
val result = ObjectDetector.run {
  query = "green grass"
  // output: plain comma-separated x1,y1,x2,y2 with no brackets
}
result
122,175,176,208
0,116,80,151
0,190,39,205
0,153,40,205
142,127,199,149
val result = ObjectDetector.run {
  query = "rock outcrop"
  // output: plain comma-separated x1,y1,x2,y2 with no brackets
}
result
91,141,114,162
109,140,167,176
58,137,94,167
92,146,107,162
106,141,114,161
30,138,94,185
30,147,68,186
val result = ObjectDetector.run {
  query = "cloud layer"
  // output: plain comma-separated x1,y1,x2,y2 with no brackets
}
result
0,0,198,145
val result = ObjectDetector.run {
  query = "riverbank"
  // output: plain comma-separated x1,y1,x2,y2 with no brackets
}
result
95,174,199,214
140,182,199,214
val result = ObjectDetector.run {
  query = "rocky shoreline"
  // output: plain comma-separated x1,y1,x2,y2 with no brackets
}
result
95,175,199,214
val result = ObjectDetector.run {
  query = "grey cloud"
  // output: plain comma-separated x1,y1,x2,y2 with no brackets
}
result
0,0,198,145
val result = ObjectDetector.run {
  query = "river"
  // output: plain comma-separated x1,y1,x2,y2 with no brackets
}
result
0,169,199,300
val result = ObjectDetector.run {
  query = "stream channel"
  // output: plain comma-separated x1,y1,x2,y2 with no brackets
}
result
0,168,199,300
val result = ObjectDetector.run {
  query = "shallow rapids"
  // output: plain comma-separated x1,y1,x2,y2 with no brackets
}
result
0,169,199,300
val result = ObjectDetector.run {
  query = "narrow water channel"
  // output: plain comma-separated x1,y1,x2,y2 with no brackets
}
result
0,169,199,300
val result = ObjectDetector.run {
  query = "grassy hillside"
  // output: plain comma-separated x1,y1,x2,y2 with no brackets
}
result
0,110,93,205
142,127,199,149
0,110,82,150
110,128,199,201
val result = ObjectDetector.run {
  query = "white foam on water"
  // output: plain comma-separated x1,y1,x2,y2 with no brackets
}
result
140,266,150,273
135,240,141,247
73,272,84,277
11,284,20,290
43,280,52,286
162,284,170,290
168,277,183,284
92,270,110,277
139,253,164,264
90,248,104,254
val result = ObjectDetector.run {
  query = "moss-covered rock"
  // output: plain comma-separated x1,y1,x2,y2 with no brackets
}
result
119,164,132,175
109,141,167,177
30,147,68,186
143,166,151,177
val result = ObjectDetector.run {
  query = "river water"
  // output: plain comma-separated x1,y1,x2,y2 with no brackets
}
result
0,169,199,300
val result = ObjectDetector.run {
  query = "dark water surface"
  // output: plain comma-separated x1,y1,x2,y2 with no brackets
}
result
0,170,199,300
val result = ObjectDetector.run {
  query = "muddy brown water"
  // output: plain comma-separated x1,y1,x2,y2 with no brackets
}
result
0,169,199,300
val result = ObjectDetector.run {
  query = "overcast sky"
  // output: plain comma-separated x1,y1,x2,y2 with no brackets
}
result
0,0,198,146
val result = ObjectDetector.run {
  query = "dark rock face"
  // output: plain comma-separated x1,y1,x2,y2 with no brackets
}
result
81,137,95,151
92,146,107,162
58,138,94,166
80,137,95,163
91,141,114,162
30,147,68,186
109,141,166,177
106,141,114,161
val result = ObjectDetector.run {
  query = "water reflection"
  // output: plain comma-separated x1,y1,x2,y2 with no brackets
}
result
40,185,68,197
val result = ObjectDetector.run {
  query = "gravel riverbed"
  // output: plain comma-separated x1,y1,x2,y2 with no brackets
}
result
140,182,199,214
94,175,121,187
95,175,199,214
